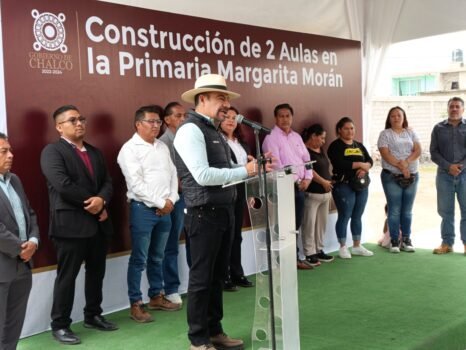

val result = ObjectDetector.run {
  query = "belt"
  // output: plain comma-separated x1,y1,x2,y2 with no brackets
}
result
382,169,417,177
130,199,155,209
188,204,231,212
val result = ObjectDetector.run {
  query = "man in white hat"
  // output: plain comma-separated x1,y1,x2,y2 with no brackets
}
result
174,74,265,350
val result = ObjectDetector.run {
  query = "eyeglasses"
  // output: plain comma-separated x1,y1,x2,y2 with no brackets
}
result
58,116,87,125
141,119,163,126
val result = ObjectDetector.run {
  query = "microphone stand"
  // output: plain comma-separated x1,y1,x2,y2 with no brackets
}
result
253,128,277,350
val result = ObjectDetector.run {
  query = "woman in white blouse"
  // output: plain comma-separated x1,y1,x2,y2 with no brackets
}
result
377,106,421,253
219,107,254,291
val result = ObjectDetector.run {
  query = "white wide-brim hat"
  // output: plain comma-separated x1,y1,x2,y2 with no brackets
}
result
181,74,240,103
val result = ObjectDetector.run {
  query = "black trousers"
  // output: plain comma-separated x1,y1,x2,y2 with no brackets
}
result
295,187,305,258
50,233,107,330
295,187,305,230
228,183,246,280
0,264,31,350
185,205,234,346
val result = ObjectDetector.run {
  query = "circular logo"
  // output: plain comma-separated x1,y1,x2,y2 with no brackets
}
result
32,10,67,53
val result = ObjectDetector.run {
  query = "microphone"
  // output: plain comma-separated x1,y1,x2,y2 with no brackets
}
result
304,160,316,170
283,161,316,174
236,114,271,134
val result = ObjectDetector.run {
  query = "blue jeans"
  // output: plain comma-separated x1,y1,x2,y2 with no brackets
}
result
436,169,466,245
162,194,185,295
332,182,369,245
381,171,419,241
127,201,171,304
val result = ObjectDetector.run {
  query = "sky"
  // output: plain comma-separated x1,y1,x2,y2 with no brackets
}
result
374,30,466,96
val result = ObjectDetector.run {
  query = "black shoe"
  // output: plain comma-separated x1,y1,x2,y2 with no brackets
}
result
84,315,119,331
317,250,335,262
305,255,321,267
232,275,254,288
52,328,81,345
223,279,239,292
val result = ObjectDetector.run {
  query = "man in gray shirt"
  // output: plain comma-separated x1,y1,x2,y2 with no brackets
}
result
430,96,466,254
158,102,186,306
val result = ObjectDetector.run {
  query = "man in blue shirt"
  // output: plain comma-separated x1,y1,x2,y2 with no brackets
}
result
430,97,466,254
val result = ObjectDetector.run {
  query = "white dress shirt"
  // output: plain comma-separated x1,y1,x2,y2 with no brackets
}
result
117,132,179,209
226,138,248,166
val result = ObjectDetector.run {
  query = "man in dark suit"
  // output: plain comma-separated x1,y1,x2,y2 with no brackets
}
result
0,132,39,350
40,105,118,345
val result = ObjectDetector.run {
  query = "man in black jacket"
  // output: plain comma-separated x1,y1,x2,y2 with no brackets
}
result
40,105,117,345
174,74,267,350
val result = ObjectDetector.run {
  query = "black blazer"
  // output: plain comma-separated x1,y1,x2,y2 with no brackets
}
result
40,138,113,238
0,173,40,282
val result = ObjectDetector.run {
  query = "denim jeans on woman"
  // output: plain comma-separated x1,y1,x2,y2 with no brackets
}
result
436,168,466,246
332,182,368,245
381,171,419,241
127,200,171,304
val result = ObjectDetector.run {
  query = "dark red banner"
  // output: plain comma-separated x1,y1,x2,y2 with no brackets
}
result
1,0,362,267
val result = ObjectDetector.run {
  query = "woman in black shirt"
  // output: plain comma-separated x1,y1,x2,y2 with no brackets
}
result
327,117,374,259
301,124,335,266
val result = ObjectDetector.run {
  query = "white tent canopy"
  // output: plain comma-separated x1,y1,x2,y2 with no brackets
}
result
102,0,466,44
102,0,466,138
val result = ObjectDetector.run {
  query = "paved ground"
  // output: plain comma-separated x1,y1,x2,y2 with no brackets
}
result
365,163,465,253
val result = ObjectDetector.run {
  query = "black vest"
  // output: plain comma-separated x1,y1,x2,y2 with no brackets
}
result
175,111,236,207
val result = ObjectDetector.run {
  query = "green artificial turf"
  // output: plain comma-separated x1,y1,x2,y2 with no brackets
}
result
18,244,466,349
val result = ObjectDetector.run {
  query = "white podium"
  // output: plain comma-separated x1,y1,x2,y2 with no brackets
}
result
246,171,300,350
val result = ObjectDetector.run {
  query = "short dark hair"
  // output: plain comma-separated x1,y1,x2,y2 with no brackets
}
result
0,132,7,140
274,103,293,117
163,102,182,121
194,92,213,107
385,106,408,129
194,94,201,106
448,96,464,106
53,105,79,121
335,116,354,136
228,106,239,115
301,123,325,143
134,105,163,125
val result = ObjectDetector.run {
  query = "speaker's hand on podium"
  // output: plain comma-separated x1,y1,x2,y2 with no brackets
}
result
245,156,258,177
245,153,275,177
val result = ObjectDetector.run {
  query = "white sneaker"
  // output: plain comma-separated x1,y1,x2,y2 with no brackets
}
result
389,240,400,253
351,245,374,257
339,246,352,259
165,293,182,305
400,238,415,252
